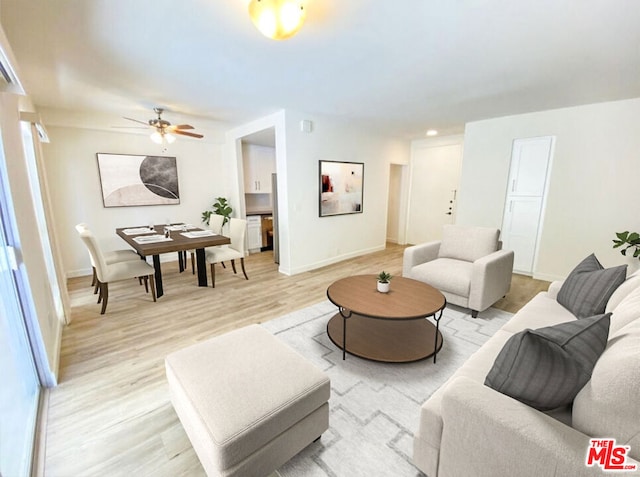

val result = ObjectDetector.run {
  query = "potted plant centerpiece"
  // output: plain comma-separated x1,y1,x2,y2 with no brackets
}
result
377,271,392,293
202,197,233,230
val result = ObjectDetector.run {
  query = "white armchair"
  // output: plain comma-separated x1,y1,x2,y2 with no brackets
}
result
403,225,514,317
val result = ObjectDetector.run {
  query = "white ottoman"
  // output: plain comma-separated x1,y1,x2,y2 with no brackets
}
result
165,324,330,477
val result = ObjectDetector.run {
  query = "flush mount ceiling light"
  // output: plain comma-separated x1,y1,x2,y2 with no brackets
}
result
248,0,306,40
426,129,439,137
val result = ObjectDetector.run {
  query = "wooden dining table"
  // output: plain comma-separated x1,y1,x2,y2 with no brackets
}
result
116,225,230,298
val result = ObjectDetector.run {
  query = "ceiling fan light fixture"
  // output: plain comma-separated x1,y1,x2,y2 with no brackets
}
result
150,130,176,145
248,0,306,40
150,131,163,144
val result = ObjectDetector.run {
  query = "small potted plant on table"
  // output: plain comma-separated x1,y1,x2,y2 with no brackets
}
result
377,271,392,293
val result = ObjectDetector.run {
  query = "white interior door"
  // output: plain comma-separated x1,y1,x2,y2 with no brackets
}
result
501,137,553,275
502,197,543,272
407,142,462,244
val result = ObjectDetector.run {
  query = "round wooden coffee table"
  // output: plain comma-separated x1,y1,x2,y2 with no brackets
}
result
326,275,446,363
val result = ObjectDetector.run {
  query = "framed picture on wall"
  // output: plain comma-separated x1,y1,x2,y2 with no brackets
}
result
96,153,180,207
319,160,364,217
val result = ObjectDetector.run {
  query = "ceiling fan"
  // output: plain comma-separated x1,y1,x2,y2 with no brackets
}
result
120,108,204,144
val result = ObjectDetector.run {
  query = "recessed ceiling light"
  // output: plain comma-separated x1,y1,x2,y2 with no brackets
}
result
426,129,438,137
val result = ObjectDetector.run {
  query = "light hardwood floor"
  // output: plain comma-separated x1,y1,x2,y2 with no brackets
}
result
46,244,549,476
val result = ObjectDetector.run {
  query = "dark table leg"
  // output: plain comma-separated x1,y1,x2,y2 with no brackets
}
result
178,251,185,272
196,248,208,287
432,308,444,364
338,307,352,360
153,255,163,298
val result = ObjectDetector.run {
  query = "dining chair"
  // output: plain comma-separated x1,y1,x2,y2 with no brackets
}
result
205,217,248,288
75,223,141,293
78,228,157,314
190,214,225,274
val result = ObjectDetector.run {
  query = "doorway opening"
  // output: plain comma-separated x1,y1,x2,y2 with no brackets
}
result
239,127,280,263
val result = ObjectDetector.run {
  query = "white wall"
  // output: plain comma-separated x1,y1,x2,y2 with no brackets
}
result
42,123,230,278
457,97,640,281
281,110,410,275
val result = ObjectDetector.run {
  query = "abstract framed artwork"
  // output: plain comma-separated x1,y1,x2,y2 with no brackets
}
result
96,153,180,207
319,160,364,217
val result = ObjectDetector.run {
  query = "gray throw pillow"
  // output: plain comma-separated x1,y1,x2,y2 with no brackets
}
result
484,313,610,411
557,254,626,318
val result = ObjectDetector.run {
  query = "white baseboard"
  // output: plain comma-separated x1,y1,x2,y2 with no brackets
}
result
532,272,565,282
284,244,386,276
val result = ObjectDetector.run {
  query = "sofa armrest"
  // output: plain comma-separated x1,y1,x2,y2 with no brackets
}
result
547,280,565,300
402,241,440,277
438,376,624,477
469,249,514,312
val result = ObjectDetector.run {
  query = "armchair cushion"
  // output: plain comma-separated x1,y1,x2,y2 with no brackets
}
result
557,253,626,318
410,258,472,297
437,225,499,262
485,313,610,411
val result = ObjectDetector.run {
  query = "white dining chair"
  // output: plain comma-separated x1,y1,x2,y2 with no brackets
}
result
78,228,157,314
190,214,225,274
75,223,141,293
205,217,248,288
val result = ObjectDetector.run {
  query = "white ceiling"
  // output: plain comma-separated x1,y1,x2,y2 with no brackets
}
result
2,0,639,139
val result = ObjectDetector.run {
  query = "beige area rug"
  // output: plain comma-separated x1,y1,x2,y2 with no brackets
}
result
261,300,513,477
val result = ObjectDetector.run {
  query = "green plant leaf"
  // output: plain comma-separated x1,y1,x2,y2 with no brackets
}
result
629,232,640,242
616,231,629,241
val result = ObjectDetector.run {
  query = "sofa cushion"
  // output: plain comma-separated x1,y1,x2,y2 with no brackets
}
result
500,291,576,335
437,225,499,263
606,268,640,313
609,284,640,337
484,313,610,411
572,318,640,461
410,258,473,297
557,254,626,318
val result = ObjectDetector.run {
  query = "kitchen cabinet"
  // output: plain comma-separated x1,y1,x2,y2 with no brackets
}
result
247,216,262,252
243,144,276,194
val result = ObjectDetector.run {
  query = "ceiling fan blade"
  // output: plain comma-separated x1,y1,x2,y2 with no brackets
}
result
123,117,151,126
171,124,194,130
173,130,204,139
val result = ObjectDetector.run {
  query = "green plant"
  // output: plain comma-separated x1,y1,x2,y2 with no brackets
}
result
613,231,640,260
202,197,233,227
377,271,392,283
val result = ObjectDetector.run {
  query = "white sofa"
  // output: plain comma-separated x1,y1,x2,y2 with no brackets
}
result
403,225,514,317
413,272,640,477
